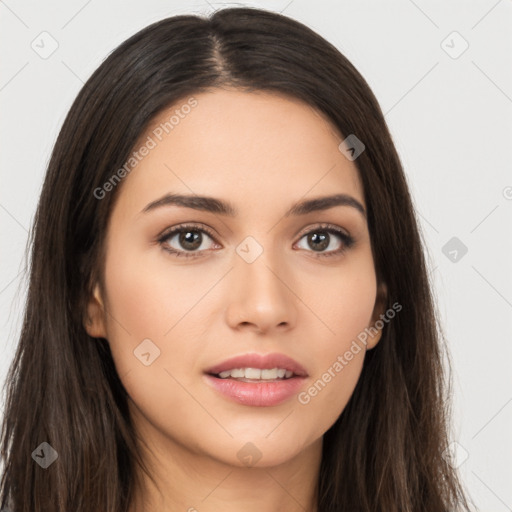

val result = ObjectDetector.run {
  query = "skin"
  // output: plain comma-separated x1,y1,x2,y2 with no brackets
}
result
85,88,387,512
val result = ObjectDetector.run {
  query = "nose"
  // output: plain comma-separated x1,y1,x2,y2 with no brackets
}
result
225,251,298,335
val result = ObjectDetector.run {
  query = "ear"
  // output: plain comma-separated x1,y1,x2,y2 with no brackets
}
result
84,282,108,339
366,281,388,350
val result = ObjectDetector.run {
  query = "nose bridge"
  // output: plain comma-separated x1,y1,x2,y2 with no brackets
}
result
225,234,297,332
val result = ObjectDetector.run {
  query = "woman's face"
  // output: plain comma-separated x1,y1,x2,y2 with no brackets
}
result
86,88,386,468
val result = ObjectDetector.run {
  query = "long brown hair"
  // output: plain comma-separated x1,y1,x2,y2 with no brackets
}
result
0,7,471,511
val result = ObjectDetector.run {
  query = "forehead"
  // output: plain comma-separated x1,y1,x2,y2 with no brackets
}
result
113,88,365,220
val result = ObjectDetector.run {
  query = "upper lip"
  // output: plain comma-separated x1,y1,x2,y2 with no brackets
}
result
205,352,308,377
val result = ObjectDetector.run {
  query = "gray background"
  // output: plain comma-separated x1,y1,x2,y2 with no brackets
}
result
1,0,511,509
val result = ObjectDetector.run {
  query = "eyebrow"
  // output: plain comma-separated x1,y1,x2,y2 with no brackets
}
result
141,192,366,218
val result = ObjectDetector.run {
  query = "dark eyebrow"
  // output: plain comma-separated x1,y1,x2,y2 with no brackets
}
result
141,193,366,218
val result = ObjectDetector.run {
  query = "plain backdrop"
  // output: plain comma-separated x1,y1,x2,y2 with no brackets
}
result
1,1,511,510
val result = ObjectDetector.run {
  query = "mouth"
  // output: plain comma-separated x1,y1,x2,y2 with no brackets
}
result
203,352,308,407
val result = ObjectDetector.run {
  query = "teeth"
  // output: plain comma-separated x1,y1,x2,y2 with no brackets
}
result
216,367,295,380
245,367,261,379
261,368,276,379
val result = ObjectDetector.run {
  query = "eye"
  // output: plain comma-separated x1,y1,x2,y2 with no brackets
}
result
294,223,355,258
157,223,219,259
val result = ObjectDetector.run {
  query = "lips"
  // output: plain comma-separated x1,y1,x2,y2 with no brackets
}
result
203,352,308,407
205,352,308,378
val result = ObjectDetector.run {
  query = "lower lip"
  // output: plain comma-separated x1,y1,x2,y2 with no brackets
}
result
204,374,306,407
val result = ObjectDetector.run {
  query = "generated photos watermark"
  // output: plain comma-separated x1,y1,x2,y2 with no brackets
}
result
298,301,402,405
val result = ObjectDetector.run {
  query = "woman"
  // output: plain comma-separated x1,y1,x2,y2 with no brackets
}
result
0,7,471,511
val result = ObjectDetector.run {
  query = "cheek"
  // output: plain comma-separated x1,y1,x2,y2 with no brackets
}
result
296,294,371,439
100,241,221,377
300,254,377,354
102,239,200,336
99,246,212,438
295,257,376,428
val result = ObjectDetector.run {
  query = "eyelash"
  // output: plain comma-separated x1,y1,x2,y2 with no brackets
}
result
157,222,355,260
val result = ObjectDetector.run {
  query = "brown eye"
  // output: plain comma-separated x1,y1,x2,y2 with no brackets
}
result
175,230,203,251
295,224,354,258
158,224,218,258
305,231,330,252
